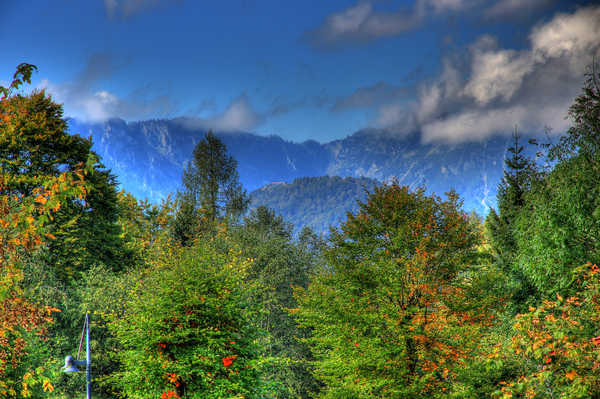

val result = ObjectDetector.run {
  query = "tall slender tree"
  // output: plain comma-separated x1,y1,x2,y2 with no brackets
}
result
485,127,539,310
488,127,536,258
173,131,248,244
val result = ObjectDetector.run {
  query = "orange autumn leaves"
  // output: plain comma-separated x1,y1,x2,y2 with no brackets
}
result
160,390,177,399
0,64,91,393
499,263,600,398
295,184,485,398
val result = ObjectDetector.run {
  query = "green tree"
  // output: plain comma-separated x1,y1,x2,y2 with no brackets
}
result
0,63,91,398
0,88,129,280
173,132,248,244
486,127,541,262
116,190,175,265
107,239,264,399
296,183,484,398
231,206,321,399
514,63,600,296
485,128,539,311
498,263,600,399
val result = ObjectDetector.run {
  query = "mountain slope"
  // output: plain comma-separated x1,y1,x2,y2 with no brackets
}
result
250,176,378,235
68,118,525,218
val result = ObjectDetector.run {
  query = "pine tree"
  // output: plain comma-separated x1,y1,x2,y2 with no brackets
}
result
173,131,248,244
490,127,535,257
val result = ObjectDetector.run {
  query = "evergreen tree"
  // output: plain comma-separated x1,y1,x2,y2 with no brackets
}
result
173,131,248,244
484,128,540,311
488,127,535,259
514,63,600,296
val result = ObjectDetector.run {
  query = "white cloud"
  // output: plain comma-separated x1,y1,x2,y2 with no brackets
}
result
39,54,266,131
463,49,534,104
413,5,600,143
38,53,176,122
177,95,264,132
305,2,418,47
209,95,263,132
530,6,600,67
417,60,462,122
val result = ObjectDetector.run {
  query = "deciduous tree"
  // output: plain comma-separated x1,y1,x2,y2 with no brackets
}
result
296,183,485,398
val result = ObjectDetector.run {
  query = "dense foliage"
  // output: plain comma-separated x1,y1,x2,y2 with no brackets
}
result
1,61,600,399
108,238,263,399
250,176,377,236
295,184,487,398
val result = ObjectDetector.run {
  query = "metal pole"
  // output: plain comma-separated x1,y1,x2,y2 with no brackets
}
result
86,312,91,399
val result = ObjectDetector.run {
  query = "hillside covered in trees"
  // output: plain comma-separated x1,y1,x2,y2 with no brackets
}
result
250,176,378,235
1,61,600,399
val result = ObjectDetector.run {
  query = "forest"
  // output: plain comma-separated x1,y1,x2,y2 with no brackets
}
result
1,61,599,399
250,176,378,236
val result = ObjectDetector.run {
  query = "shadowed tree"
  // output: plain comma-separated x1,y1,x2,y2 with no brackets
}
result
173,131,248,245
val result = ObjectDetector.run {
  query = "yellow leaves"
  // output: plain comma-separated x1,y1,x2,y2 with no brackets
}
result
42,380,54,392
532,339,545,351
565,369,577,381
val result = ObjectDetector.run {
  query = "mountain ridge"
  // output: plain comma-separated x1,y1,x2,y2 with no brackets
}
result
67,117,530,218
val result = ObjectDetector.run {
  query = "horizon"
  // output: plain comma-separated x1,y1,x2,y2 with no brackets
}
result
3,0,598,144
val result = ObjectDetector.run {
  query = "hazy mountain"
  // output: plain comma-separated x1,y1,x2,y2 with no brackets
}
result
250,176,378,235
67,118,524,223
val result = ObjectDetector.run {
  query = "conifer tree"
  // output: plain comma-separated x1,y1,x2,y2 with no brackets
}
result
488,127,535,259
173,131,248,244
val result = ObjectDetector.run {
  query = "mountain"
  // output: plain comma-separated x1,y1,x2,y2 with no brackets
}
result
67,117,524,222
250,176,378,235
68,118,331,202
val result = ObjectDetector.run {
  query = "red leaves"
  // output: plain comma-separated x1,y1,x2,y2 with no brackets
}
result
160,390,176,399
222,355,237,367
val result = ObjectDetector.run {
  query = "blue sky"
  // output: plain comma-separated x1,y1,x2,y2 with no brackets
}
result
1,0,598,142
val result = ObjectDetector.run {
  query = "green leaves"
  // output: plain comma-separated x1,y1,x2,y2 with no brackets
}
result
0,63,37,100
108,239,264,399
296,183,484,398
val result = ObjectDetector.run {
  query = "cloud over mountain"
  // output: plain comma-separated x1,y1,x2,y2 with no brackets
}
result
178,94,264,132
374,5,600,143
39,53,176,122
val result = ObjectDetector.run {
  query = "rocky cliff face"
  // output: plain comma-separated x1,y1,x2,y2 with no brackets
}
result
68,117,520,216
